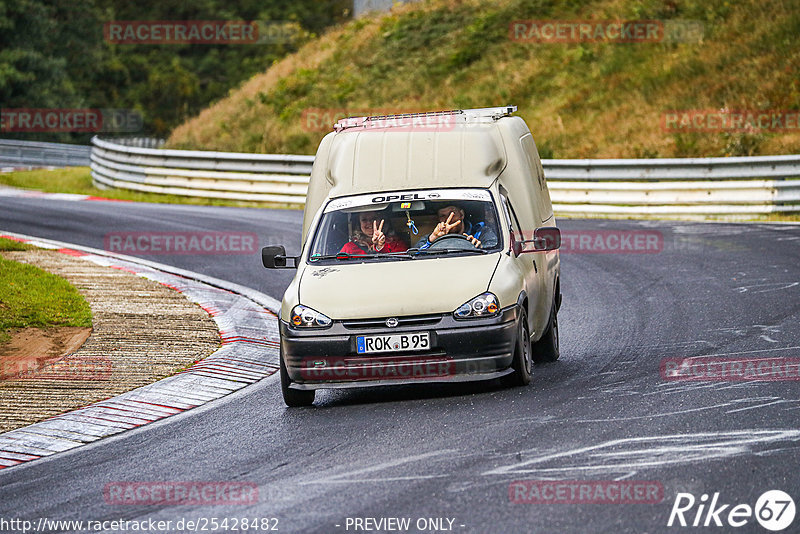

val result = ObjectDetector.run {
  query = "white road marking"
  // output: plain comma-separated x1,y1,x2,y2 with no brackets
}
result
636,340,714,349
300,450,456,485
304,475,449,484
679,345,800,358
575,402,735,423
481,430,800,477
650,382,724,395
714,382,761,391
735,281,799,293
726,399,790,414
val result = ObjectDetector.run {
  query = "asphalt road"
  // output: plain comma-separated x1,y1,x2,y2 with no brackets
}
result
1,196,799,534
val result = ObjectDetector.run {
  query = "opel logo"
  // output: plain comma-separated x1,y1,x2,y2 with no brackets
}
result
385,317,399,328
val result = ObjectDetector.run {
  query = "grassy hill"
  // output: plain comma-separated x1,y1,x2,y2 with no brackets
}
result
167,0,800,159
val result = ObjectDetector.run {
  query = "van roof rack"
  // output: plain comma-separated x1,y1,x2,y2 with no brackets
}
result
333,105,517,132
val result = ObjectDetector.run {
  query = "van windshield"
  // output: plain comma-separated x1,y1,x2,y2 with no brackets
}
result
308,189,503,263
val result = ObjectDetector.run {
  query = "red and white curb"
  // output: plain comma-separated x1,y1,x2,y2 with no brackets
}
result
0,231,281,470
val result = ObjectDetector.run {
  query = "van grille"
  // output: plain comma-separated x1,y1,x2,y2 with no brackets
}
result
341,314,443,330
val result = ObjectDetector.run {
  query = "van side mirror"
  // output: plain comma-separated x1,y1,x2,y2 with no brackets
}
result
262,246,298,269
532,227,561,251
515,227,561,254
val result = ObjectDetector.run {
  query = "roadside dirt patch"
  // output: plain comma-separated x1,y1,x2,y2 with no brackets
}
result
0,326,92,380
0,325,91,359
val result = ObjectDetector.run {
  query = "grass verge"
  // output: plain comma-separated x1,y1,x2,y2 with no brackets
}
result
0,238,93,344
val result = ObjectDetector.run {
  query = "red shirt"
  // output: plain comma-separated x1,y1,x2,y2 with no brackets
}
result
340,237,409,255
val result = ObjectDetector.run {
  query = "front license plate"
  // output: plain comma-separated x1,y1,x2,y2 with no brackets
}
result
356,332,430,354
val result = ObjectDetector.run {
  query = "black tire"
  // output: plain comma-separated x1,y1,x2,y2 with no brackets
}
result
532,301,559,364
503,309,532,387
280,350,315,407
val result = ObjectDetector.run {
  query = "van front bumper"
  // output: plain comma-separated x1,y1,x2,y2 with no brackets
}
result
280,305,520,390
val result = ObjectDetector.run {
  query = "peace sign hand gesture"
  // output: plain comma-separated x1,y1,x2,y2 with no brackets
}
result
464,234,481,248
429,212,461,242
372,219,386,251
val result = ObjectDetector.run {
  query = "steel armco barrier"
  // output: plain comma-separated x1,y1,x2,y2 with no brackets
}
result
545,156,800,216
91,136,313,205
89,137,800,217
1,139,91,169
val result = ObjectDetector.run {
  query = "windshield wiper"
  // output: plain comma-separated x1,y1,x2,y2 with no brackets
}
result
411,247,489,256
309,248,489,262
309,252,359,261
309,251,413,262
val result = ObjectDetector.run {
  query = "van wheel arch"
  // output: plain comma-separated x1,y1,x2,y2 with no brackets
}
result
516,292,530,333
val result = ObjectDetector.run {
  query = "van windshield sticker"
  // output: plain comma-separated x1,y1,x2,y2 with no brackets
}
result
324,189,492,212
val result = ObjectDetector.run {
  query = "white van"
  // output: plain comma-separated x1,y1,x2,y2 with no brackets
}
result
263,106,561,406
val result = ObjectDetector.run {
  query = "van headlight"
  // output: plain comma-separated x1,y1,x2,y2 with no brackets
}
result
454,292,499,319
291,305,332,328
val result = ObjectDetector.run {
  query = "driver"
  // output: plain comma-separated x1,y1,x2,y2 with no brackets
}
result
416,204,498,250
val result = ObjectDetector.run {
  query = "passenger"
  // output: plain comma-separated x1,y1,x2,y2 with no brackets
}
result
416,204,499,249
340,211,409,255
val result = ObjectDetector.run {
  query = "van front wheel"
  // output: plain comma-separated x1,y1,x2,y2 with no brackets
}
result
503,309,532,387
280,351,315,407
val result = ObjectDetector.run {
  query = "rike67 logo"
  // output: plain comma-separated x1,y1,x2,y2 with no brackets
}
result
668,490,795,531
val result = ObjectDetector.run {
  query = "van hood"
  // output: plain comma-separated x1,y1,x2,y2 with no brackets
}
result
299,254,501,319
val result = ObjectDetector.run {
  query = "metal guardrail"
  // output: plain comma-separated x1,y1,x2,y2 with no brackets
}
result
544,155,800,181
90,136,313,204
0,139,91,169
103,137,166,149
546,156,800,216
89,136,800,217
